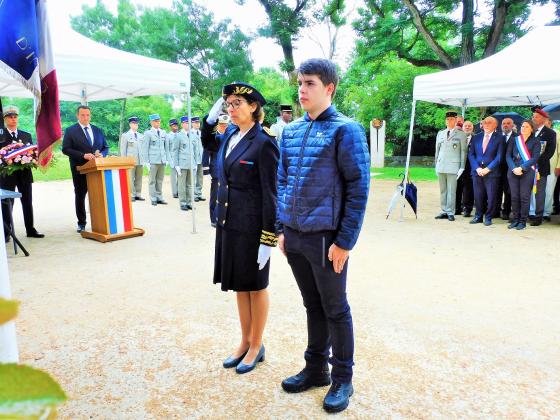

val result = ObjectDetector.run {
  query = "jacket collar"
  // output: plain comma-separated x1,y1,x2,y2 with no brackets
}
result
304,105,337,122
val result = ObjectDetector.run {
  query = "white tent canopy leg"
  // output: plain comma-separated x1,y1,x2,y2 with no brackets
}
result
0,210,19,363
400,100,417,220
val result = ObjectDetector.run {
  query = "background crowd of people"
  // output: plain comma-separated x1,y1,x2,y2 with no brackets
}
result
435,107,559,229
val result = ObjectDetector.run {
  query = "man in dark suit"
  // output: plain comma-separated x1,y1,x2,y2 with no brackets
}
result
529,107,557,226
1,105,44,242
496,117,515,220
468,116,504,226
62,105,109,232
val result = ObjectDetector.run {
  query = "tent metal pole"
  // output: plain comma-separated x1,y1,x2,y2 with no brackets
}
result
0,211,19,363
400,99,417,221
118,98,127,141
81,86,88,105
187,92,196,234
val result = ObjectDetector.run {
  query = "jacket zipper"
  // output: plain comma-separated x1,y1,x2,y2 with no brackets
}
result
291,121,314,229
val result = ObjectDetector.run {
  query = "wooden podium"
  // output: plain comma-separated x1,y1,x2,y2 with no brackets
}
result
77,157,145,242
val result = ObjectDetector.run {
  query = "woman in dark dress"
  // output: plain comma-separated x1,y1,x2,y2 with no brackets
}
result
506,120,541,230
201,82,279,374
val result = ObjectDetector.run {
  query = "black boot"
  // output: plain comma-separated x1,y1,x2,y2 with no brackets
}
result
281,368,331,393
323,382,354,413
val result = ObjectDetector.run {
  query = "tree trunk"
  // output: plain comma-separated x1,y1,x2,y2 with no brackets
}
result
119,98,127,141
483,0,510,58
460,0,474,65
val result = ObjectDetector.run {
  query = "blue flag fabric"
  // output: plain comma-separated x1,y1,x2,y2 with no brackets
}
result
0,0,40,89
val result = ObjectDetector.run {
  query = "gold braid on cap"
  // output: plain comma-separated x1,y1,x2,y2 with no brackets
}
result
232,86,253,95
260,230,278,247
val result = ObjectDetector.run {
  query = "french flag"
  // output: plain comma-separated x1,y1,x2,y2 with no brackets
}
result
0,0,62,167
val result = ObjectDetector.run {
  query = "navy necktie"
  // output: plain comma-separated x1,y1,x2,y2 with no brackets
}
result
11,132,17,140
134,132,137,140
84,127,93,146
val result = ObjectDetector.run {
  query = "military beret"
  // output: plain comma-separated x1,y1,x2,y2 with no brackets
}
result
218,114,230,124
532,106,549,118
128,116,139,123
280,104,293,112
222,82,266,106
169,118,179,126
149,114,160,121
3,105,19,117
445,111,458,118
180,116,189,123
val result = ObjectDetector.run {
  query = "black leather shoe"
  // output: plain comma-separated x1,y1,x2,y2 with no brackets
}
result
157,200,168,205
530,219,542,226
236,345,265,374
501,213,510,221
26,230,45,238
223,349,248,369
455,210,462,215
469,217,482,224
5,236,10,243
434,213,448,220
448,215,455,221
197,197,206,201
76,225,86,233
508,221,519,229
135,196,145,201
463,211,471,217
151,201,157,206
543,216,551,222
180,205,191,211
483,218,492,226
323,382,354,413
173,194,178,199
281,368,331,393
552,209,560,215
516,223,526,230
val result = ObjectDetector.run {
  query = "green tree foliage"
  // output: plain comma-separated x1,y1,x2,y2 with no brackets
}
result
71,0,253,106
0,299,67,418
248,68,295,126
355,0,557,69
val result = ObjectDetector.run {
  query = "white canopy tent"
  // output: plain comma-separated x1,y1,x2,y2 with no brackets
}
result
0,24,190,101
401,25,560,215
0,25,194,363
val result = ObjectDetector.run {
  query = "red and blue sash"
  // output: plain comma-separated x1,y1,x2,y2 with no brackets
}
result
515,134,539,192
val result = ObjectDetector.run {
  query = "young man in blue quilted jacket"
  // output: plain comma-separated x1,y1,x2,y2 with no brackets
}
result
276,59,370,413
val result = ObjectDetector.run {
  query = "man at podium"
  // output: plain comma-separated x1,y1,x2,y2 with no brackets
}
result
62,105,109,232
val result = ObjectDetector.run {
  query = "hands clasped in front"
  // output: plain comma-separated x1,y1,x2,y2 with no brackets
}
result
277,233,349,274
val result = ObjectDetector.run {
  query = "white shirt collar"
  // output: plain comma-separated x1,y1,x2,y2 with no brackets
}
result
79,123,90,130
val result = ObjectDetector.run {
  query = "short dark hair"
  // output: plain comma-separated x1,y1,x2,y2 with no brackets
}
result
77,105,90,114
247,99,262,123
297,58,339,98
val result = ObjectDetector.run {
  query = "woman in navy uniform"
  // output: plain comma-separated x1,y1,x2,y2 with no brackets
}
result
506,120,541,230
201,82,279,374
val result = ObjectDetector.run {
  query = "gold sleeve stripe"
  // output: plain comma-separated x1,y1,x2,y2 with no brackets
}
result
260,230,278,247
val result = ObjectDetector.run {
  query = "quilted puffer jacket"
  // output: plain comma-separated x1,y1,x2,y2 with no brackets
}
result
276,105,370,250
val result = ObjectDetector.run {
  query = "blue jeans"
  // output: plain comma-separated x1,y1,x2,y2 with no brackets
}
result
284,227,354,383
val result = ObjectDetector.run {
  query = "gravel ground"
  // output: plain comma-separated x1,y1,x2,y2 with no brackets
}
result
6,176,560,419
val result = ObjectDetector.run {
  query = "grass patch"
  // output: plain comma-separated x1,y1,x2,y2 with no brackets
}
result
371,167,437,182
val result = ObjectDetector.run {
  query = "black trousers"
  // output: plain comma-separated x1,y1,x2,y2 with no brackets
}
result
71,169,88,226
455,174,464,214
284,227,354,383
508,170,534,223
554,178,560,213
0,171,35,234
461,173,474,213
209,176,218,223
496,167,511,216
473,175,499,219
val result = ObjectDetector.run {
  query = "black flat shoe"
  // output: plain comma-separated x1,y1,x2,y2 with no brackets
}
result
483,218,492,226
135,196,145,201
516,223,526,230
463,212,471,217
543,216,551,222
323,382,354,413
448,215,455,221
157,200,168,205
530,219,542,226
434,213,448,220
469,217,482,224
76,225,86,233
26,230,45,238
173,194,178,199
507,221,519,229
223,349,249,369
197,197,206,201
281,368,331,393
235,345,265,374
